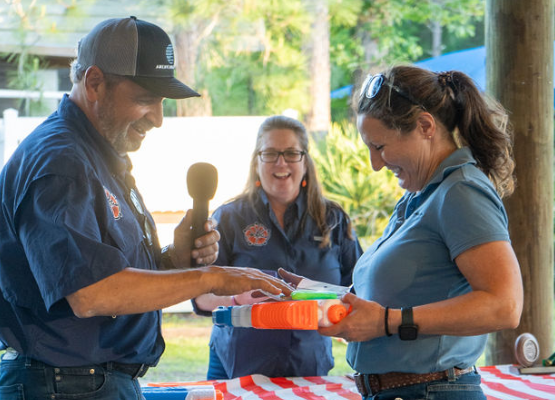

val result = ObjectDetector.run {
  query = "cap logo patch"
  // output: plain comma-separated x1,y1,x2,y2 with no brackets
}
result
104,186,122,220
155,44,175,70
243,223,271,246
165,44,174,64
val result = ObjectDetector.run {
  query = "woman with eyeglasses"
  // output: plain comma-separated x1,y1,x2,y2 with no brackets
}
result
299,65,522,399
193,115,363,379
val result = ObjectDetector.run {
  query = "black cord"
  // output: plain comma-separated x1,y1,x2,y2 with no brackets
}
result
384,306,392,337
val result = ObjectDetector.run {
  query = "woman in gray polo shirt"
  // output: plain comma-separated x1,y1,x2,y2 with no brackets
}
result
311,65,522,400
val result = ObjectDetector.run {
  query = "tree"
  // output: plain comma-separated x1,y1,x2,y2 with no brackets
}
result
411,0,484,57
203,0,311,117
303,0,331,135
328,0,485,122
153,0,244,116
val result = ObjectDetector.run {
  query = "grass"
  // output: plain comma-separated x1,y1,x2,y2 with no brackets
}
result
0,312,489,385
139,313,354,385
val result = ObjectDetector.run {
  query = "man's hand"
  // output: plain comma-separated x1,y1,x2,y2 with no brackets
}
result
171,210,220,268
201,266,294,298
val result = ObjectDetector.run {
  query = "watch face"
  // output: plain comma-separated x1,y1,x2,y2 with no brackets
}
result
399,325,418,340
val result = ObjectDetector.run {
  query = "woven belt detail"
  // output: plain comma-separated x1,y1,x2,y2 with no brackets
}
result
353,366,474,396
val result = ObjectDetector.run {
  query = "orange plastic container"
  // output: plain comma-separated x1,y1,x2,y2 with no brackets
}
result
251,300,319,330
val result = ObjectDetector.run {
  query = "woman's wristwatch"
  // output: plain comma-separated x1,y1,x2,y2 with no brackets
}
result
398,307,418,340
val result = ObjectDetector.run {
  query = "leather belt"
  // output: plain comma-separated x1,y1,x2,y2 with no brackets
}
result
0,349,149,380
103,361,149,379
353,366,474,396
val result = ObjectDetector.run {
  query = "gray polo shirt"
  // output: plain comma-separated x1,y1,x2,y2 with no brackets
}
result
348,147,509,374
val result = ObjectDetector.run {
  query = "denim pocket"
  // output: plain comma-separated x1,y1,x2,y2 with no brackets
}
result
51,366,107,399
0,384,24,400
426,374,485,400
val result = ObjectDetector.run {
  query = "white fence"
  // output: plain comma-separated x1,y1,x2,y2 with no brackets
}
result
0,108,265,217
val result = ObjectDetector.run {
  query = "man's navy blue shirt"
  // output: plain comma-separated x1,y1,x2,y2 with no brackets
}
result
207,190,362,378
0,95,164,366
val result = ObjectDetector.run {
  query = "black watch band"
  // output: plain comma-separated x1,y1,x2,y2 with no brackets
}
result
398,306,418,340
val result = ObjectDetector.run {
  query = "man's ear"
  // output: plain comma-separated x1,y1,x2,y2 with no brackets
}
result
83,66,105,102
417,112,436,139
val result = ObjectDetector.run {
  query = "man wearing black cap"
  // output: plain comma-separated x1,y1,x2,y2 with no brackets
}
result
0,17,290,398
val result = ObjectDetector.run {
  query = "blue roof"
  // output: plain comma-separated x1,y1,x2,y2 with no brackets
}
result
330,85,354,99
416,46,486,90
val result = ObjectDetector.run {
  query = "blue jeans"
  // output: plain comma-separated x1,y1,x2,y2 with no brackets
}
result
0,353,145,399
206,346,229,380
363,371,486,400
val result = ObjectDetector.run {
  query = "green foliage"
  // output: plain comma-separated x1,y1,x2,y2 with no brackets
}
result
150,0,485,118
328,0,485,123
207,0,311,116
5,52,51,116
310,122,403,249
158,0,311,116
3,0,53,116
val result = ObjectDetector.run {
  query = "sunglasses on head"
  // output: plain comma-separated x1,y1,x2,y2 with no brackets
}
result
359,74,422,108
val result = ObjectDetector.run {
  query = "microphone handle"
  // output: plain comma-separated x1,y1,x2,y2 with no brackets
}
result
191,198,209,266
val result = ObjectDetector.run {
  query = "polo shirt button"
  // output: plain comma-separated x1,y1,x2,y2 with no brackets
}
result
90,368,95,374
54,368,60,373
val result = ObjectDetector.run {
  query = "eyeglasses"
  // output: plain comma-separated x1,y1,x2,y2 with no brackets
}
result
360,74,421,107
258,150,306,163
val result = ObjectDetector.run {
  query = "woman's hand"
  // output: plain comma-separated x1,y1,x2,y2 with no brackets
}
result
318,293,386,342
277,268,304,288
233,289,271,305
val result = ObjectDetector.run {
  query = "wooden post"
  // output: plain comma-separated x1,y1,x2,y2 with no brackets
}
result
486,0,554,364
304,0,331,135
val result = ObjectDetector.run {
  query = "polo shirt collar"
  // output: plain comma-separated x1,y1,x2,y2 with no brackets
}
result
420,147,476,194
258,188,306,220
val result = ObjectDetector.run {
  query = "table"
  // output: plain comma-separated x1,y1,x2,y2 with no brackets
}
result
143,366,555,400
479,365,555,400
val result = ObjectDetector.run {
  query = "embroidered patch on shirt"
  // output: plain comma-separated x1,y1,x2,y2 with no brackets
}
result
104,186,122,220
243,223,271,246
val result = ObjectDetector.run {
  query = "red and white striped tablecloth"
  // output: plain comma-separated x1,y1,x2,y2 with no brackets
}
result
479,365,555,400
212,375,360,400
146,365,555,400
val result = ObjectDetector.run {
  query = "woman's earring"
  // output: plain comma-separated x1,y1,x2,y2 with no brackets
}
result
255,180,261,187
302,179,307,188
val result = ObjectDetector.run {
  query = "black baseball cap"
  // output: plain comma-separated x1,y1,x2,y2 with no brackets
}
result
76,16,200,99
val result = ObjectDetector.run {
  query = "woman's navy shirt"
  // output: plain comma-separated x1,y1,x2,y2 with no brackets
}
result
208,190,362,378
0,95,164,366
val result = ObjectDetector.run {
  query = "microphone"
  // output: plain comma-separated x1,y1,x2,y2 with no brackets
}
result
187,162,218,261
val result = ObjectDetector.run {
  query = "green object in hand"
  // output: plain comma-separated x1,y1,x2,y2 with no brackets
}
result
291,290,338,300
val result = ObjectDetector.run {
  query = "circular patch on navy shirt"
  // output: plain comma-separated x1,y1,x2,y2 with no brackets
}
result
243,223,271,246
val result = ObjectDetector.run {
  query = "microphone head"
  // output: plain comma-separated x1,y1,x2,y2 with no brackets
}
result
187,162,218,200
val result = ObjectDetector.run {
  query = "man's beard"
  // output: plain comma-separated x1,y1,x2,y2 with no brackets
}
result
97,96,142,154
